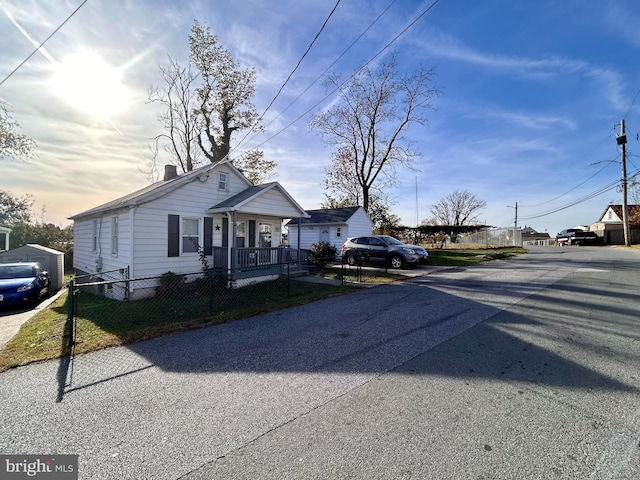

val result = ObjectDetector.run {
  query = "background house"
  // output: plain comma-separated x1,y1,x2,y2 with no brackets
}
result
0,226,10,252
590,204,640,244
70,161,308,299
285,206,374,251
520,226,552,246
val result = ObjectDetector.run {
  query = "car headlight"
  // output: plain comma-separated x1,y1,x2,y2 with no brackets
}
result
402,248,416,254
17,283,35,292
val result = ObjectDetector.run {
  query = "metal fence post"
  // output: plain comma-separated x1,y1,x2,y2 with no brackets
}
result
208,270,214,316
66,277,74,322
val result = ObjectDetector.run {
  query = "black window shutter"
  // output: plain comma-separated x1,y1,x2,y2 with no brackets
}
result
168,214,180,257
204,217,213,255
222,217,229,247
249,220,256,247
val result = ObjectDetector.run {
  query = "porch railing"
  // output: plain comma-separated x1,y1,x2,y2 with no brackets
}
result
211,246,309,270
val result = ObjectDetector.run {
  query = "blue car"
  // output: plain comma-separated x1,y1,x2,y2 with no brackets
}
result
0,262,50,307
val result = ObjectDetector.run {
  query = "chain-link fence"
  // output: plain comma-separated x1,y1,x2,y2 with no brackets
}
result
456,227,522,247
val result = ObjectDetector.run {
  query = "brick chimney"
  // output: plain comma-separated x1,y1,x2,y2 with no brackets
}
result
163,164,178,181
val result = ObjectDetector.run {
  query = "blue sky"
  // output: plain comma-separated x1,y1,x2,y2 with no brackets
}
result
1,0,639,235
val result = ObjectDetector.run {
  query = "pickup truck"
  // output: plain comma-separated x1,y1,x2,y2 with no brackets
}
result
555,229,599,246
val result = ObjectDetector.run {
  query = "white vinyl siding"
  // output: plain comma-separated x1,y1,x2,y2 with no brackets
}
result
287,207,374,250
72,210,131,274
130,166,249,277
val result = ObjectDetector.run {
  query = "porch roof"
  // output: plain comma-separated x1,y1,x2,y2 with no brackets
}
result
206,182,309,218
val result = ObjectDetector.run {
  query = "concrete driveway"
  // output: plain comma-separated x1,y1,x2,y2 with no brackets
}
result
0,289,64,349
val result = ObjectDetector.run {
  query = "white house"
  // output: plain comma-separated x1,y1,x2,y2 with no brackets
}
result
69,161,308,298
590,204,640,244
285,206,374,251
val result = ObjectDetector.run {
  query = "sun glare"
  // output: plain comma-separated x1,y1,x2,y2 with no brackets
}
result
52,52,129,119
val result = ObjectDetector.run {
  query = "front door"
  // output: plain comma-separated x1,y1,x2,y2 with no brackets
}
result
259,223,272,263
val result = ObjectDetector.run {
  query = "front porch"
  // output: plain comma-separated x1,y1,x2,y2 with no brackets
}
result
211,246,311,280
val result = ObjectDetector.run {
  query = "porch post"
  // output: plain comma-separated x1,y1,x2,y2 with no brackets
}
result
297,217,302,260
231,211,238,272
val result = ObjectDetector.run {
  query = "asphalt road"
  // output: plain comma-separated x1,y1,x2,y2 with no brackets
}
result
1,246,639,479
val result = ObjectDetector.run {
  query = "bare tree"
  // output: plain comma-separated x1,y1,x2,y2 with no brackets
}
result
1,100,36,160
427,190,486,226
148,21,276,182
235,149,276,185
147,57,202,174
310,52,439,214
323,147,364,206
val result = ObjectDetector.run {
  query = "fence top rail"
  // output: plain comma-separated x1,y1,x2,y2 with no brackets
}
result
71,262,302,287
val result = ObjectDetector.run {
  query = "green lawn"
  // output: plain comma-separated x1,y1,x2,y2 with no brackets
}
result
427,247,525,266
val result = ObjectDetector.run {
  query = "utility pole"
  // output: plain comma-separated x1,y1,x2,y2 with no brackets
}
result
617,120,631,247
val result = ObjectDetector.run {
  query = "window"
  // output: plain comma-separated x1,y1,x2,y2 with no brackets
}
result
336,227,341,238
218,172,228,191
111,216,118,255
92,219,98,252
182,218,199,253
235,221,246,247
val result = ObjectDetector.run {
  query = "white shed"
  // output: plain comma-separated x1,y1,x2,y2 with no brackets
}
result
0,244,65,291
285,206,374,251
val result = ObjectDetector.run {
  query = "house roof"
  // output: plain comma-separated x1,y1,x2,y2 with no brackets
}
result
69,160,251,220
522,232,551,240
597,204,640,227
206,182,308,217
285,206,365,226
4,244,65,255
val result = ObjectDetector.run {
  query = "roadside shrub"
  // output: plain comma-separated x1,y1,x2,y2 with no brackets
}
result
155,271,186,297
308,241,337,270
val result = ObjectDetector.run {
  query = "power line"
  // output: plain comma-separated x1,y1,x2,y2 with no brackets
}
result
518,170,640,221
0,0,89,87
257,0,341,122
234,0,397,154
623,87,640,120
257,0,398,135
519,158,617,208
248,0,441,150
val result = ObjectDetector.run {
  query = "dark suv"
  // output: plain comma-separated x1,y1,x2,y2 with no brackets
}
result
341,235,428,268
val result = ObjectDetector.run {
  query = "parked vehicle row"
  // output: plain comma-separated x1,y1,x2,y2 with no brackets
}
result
341,235,428,269
0,262,50,307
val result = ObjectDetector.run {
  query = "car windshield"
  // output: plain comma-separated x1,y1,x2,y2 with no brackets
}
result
378,236,404,246
0,265,34,279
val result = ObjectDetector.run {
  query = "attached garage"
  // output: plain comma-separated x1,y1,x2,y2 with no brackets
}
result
0,244,65,291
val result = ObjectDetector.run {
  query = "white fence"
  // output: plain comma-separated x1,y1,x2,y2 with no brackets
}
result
456,228,523,247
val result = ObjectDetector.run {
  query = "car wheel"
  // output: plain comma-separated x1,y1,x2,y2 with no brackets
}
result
347,254,357,266
389,255,404,269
